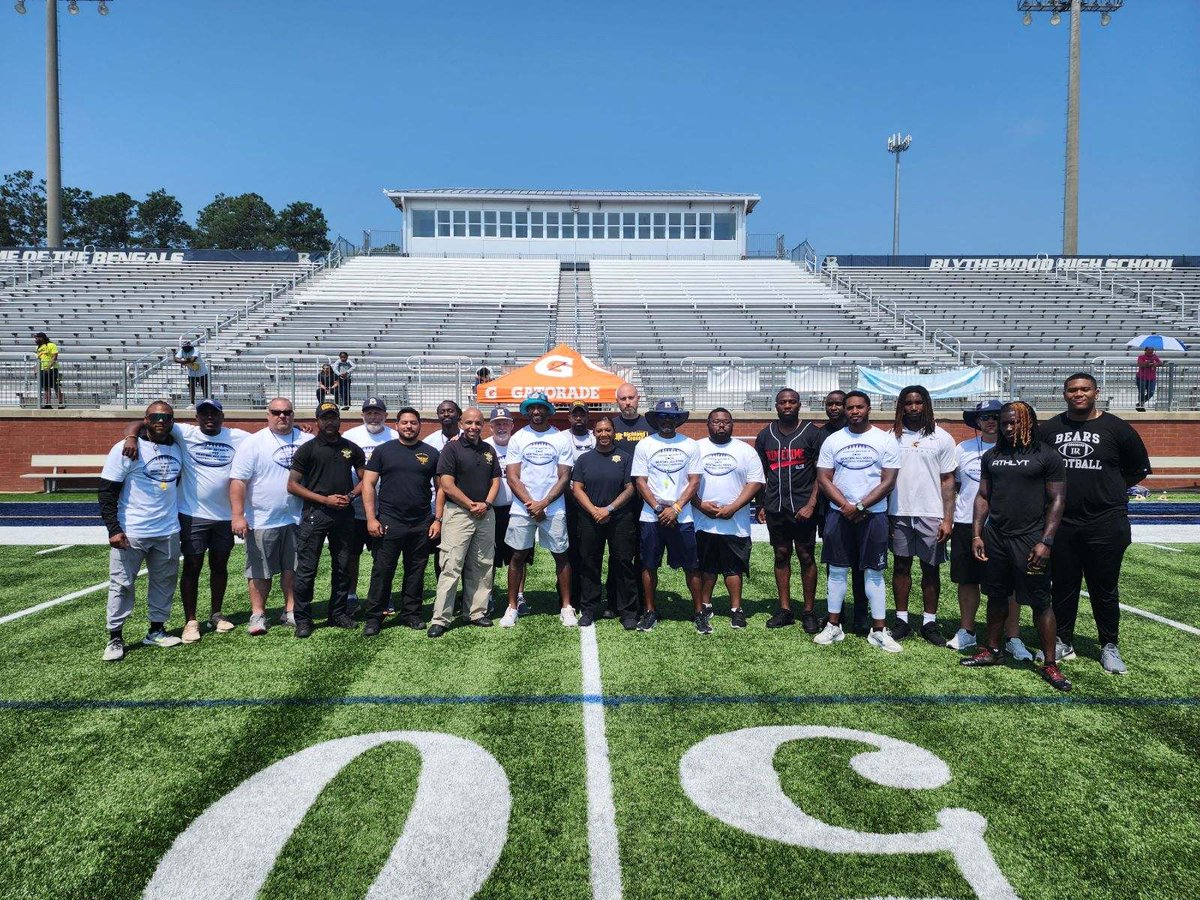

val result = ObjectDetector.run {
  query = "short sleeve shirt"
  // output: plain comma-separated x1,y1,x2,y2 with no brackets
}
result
571,446,633,514
1136,353,1159,380
1041,412,1152,526
485,437,514,506
290,435,366,514
630,433,703,524
366,440,439,526
506,426,572,518
953,436,996,525
100,438,185,539
343,424,400,520
37,342,59,370
754,421,823,513
980,442,1065,536
695,437,767,537
816,426,901,514
612,415,652,454
175,423,251,521
229,427,314,529
887,425,958,519
566,429,597,463
436,438,501,505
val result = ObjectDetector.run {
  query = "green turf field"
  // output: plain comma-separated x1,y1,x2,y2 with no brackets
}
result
0,543,1197,899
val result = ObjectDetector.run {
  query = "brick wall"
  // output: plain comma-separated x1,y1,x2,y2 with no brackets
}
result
3,412,1197,491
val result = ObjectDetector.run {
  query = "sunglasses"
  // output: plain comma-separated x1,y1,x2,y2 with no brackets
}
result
147,413,174,423
977,414,1000,421
268,409,294,416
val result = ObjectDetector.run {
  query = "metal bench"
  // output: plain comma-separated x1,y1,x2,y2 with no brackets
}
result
20,454,109,493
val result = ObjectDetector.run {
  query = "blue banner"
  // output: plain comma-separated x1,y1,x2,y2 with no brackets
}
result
856,366,991,400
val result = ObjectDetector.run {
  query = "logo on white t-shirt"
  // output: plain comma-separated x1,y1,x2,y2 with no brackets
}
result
962,460,982,482
143,454,182,482
834,443,881,471
521,440,560,466
702,452,738,477
650,446,688,474
191,440,236,468
272,444,300,469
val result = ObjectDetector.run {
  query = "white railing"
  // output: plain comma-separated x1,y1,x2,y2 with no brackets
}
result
825,270,963,361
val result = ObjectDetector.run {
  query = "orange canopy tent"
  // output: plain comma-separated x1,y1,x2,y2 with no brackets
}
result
476,344,625,407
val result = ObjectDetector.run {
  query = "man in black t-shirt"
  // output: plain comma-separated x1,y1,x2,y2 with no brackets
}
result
1040,372,1152,675
607,381,652,617
430,407,501,637
287,402,366,636
360,407,440,635
571,417,639,628
960,401,1070,692
754,388,824,631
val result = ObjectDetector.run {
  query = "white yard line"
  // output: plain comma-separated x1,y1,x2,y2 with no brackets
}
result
34,544,74,556
1080,589,1200,638
0,569,146,626
580,625,624,900
1145,543,1183,553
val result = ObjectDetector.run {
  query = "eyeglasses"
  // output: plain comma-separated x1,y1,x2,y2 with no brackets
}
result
977,414,1000,422
147,413,174,423
268,409,294,416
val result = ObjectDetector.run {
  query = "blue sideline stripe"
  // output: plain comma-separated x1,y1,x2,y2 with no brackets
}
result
1,692,1196,713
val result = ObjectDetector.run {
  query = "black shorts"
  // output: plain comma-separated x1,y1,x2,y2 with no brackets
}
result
981,526,1051,612
949,522,985,585
639,520,700,572
178,514,234,557
39,369,60,390
820,509,889,571
349,518,375,557
697,531,752,577
765,508,818,547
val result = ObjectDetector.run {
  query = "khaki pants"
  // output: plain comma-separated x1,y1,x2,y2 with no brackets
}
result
432,505,495,626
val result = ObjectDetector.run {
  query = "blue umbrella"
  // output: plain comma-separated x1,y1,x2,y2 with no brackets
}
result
1126,334,1189,352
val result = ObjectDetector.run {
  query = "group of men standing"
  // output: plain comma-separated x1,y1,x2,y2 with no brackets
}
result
97,373,1150,694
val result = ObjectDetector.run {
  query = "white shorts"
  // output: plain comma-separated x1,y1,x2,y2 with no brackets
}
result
505,512,569,553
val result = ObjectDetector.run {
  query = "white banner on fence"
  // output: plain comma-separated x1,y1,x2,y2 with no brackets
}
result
784,367,842,394
856,366,994,399
707,366,760,393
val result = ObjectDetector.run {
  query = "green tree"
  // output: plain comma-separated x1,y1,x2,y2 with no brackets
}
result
135,189,191,248
276,200,329,253
84,192,138,247
60,186,94,247
0,170,46,246
193,192,277,250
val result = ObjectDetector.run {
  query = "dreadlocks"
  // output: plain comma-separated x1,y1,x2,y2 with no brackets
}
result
893,385,936,437
997,401,1040,452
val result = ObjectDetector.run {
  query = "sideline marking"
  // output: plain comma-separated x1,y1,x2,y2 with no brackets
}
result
1146,543,1183,553
0,569,146,627
3,693,1196,713
580,625,623,900
1081,590,1200,637
34,544,74,556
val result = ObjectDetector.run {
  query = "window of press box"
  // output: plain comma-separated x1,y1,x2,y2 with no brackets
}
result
714,213,735,241
412,210,435,238
422,207,739,239
468,210,482,237
437,208,451,237
453,209,466,237
484,210,498,237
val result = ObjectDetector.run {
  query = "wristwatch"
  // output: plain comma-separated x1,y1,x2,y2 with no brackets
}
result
854,502,865,513
653,503,666,514
606,504,615,515
1038,534,1054,547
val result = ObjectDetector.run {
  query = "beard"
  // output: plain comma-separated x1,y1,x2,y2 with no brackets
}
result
365,422,385,435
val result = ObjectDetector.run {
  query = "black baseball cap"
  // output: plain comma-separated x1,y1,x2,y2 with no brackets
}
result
362,396,386,412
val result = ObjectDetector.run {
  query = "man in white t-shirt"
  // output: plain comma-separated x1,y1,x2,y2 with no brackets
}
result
500,392,575,628
886,385,958,645
486,406,528,614
692,408,765,634
172,341,210,407
120,397,250,643
230,397,313,635
631,399,704,632
342,396,399,613
98,401,187,661
814,391,903,653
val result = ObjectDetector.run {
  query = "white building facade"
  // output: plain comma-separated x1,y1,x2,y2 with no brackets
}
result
383,189,760,260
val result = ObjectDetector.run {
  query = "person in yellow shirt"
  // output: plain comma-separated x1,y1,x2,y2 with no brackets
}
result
34,332,63,409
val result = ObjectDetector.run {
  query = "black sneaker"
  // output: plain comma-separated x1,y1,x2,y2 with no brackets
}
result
890,618,913,640
326,614,359,629
960,647,1005,667
579,610,595,627
401,616,427,630
766,609,794,629
603,608,618,619
730,608,747,629
363,619,381,638
294,620,313,639
694,611,713,635
919,621,947,646
702,603,714,628
801,611,820,634
469,617,493,627
621,616,639,631
427,624,447,638
637,610,658,632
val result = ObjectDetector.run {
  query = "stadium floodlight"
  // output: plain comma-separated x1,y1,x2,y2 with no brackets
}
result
887,133,912,257
15,0,26,13
1017,1,1123,256
98,0,107,13
67,0,77,13
1023,10,1032,24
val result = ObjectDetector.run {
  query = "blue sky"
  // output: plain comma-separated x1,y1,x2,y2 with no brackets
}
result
2,0,1197,254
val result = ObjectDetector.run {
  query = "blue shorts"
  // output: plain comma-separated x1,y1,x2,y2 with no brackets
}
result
639,520,700,572
820,510,889,571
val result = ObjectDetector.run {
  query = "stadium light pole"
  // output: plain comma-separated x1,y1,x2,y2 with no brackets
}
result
887,132,912,257
12,0,113,248
1018,0,1123,256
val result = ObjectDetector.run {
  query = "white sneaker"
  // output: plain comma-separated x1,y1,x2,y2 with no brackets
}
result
947,628,977,651
102,637,125,662
499,606,519,628
813,622,844,645
1005,637,1034,661
559,606,578,628
868,628,903,654
142,629,182,648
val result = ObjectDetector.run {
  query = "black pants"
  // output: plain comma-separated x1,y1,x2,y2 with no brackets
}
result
565,495,583,605
1052,515,1131,647
337,377,352,407
366,519,432,623
577,510,637,619
293,507,355,626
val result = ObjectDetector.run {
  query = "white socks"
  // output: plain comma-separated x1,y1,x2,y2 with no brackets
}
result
827,566,849,615
923,612,936,626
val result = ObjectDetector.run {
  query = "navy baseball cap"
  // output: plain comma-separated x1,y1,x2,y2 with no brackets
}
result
362,396,386,412
196,397,223,413
490,406,514,421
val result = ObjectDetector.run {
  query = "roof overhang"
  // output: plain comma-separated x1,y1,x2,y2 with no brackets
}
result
384,189,760,215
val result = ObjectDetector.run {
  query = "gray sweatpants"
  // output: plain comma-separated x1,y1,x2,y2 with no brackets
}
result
107,533,181,633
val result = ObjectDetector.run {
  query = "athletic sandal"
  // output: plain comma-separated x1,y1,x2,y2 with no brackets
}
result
1041,664,1073,692
181,620,201,643
960,647,1006,667
209,613,235,633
